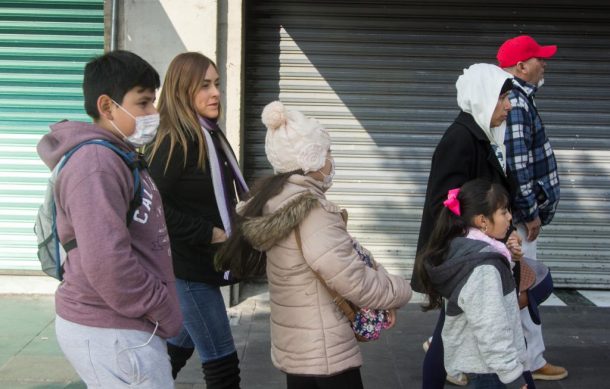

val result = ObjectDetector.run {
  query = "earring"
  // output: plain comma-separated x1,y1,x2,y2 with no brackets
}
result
481,224,487,233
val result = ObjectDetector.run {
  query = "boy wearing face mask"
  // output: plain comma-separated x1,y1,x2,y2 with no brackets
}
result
36,50,181,388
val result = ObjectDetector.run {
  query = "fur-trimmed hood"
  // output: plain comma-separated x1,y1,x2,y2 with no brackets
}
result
237,174,340,251
242,192,320,251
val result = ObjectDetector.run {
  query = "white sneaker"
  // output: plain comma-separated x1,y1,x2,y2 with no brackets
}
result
422,336,433,352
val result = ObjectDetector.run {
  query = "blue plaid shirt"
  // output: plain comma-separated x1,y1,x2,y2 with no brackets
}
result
505,77,560,226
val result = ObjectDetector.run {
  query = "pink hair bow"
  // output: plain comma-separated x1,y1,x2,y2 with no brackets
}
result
443,188,461,216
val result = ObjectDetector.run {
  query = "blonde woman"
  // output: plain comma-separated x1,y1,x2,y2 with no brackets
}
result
146,52,246,388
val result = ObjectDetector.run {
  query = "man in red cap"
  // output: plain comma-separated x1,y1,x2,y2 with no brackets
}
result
498,35,566,381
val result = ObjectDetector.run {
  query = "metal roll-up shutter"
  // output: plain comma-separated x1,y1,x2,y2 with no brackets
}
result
0,0,104,272
244,0,610,288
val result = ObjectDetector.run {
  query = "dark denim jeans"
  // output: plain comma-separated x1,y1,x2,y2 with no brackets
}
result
422,307,446,389
168,278,236,363
466,373,506,389
466,373,530,389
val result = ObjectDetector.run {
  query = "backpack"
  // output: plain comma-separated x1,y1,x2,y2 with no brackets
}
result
34,139,144,280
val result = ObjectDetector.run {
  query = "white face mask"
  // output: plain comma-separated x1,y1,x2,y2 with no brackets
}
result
110,100,159,147
537,78,545,88
319,157,335,190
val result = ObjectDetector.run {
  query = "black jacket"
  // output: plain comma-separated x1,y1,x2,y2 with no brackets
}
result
147,132,238,285
412,111,516,292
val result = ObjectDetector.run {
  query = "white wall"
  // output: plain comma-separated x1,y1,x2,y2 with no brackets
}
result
118,0,244,158
119,0,218,77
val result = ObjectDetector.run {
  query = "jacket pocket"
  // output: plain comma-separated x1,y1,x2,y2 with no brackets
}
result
535,179,551,210
535,178,557,210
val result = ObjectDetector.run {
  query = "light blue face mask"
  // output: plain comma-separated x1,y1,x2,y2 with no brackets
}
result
110,100,159,147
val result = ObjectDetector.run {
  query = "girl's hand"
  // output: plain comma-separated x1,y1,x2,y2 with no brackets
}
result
507,231,523,261
211,227,227,244
385,309,397,329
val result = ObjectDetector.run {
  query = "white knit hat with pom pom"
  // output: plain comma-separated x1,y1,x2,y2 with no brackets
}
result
262,101,331,173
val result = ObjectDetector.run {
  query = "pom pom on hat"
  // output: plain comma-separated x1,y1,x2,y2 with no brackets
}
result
262,101,331,174
261,101,287,131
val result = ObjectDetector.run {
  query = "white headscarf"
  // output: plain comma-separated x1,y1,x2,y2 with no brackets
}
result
456,63,513,171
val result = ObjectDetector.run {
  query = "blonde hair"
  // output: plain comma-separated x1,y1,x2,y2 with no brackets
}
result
146,52,220,172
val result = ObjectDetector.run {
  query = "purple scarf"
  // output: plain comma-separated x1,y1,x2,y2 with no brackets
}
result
198,116,248,236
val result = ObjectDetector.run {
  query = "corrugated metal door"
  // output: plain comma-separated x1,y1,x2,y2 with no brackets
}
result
0,0,104,272
244,0,610,288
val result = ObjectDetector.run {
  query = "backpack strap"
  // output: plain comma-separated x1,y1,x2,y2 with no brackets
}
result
57,139,145,252
85,140,145,226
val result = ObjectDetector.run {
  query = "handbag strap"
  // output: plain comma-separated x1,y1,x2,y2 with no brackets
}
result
294,227,357,321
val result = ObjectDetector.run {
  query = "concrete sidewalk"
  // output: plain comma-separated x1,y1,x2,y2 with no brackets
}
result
1,287,608,389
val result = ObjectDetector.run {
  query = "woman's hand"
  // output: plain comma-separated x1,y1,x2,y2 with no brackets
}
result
211,227,227,244
506,231,523,261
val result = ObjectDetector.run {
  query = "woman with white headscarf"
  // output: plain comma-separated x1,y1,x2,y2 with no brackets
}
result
412,63,520,388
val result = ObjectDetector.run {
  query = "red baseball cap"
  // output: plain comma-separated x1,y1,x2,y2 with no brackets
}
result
497,35,557,68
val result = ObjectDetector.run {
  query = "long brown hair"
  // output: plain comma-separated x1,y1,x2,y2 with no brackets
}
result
215,171,302,279
146,52,220,172
415,179,510,311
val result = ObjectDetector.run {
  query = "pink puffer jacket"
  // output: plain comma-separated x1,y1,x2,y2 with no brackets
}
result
241,174,412,376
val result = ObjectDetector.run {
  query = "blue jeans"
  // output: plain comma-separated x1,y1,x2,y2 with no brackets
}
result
168,278,236,363
467,373,530,389
467,373,506,388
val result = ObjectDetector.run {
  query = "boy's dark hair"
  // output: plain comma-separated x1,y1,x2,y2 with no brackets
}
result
415,178,510,311
83,50,160,120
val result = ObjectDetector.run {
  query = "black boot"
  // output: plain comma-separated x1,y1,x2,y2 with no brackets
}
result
167,343,195,379
201,351,241,389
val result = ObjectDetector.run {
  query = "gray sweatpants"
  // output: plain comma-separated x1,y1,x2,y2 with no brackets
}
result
55,315,174,388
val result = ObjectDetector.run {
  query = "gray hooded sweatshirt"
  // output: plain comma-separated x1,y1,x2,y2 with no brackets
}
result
426,237,527,385
37,120,181,338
